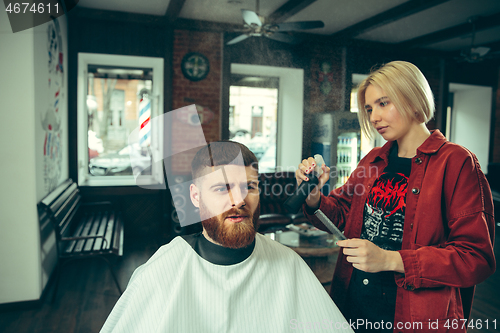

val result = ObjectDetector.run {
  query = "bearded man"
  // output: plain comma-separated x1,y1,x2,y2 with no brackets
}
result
100,141,352,333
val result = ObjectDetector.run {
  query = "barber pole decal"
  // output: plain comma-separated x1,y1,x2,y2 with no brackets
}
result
139,94,151,146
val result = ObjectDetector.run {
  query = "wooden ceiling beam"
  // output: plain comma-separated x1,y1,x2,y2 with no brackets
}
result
398,12,500,48
268,0,317,23
330,0,450,40
74,7,166,25
164,0,187,24
174,18,241,33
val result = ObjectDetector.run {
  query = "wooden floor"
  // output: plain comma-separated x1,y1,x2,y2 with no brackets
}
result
0,238,162,333
1,225,499,333
466,222,500,333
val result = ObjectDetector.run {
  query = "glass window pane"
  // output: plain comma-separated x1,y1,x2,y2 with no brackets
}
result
229,85,278,173
87,67,153,177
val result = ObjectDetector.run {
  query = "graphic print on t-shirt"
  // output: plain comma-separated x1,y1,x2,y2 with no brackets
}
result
361,172,408,251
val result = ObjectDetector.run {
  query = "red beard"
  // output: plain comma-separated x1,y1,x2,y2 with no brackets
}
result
200,201,260,249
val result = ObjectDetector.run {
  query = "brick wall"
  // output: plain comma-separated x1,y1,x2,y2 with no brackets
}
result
307,45,345,113
171,30,223,174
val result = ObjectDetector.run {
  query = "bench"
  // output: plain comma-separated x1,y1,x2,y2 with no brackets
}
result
38,179,124,302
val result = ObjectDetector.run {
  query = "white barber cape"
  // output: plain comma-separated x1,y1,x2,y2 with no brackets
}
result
100,233,352,333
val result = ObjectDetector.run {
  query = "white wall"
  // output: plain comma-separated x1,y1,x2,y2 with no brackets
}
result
0,7,41,303
0,5,68,304
231,64,304,171
34,19,69,201
449,83,492,173
34,16,69,294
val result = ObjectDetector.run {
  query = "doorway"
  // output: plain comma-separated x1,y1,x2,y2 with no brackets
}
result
448,83,493,173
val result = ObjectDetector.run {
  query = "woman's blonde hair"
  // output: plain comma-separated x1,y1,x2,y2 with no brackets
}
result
356,61,435,139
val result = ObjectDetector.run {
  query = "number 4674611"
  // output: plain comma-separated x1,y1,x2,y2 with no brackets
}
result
444,319,497,330
5,2,59,14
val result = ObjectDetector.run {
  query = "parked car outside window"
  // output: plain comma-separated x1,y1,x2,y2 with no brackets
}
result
89,143,151,176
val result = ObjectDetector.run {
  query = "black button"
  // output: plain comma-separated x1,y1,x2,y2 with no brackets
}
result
415,157,422,164
412,188,420,195
407,284,415,291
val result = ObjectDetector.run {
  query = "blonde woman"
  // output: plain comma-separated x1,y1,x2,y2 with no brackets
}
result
296,61,495,332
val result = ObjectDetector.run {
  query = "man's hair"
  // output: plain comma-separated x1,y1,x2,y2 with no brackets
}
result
357,61,435,139
191,141,258,182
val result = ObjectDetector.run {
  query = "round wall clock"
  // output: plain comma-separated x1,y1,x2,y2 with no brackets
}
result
181,52,210,81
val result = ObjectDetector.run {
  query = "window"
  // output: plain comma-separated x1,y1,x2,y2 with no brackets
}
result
230,64,303,173
78,53,164,186
229,76,278,173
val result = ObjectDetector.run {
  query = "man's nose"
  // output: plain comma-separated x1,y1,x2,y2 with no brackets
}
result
229,187,246,208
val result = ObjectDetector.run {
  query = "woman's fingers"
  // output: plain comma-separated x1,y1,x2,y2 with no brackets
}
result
302,158,316,175
295,169,306,186
318,165,330,187
296,157,330,198
307,157,316,169
295,161,310,185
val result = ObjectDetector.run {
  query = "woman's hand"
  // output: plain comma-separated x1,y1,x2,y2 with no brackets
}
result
337,239,404,273
295,157,330,210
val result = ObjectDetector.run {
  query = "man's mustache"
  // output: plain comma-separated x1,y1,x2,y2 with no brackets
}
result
221,206,252,219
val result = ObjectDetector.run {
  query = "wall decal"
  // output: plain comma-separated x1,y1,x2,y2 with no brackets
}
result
318,61,333,95
181,52,210,82
41,19,64,192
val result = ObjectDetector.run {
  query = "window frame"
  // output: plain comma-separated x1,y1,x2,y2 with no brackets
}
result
230,64,303,172
77,53,164,186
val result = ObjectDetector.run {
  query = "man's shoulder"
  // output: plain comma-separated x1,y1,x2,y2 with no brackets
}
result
132,236,192,276
152,236,192,260
255,233,302,261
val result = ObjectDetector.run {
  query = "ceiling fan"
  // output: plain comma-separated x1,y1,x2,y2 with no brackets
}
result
226,0,324,45
457,17,500,63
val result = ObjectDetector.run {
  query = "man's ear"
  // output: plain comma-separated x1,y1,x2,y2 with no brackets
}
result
190,183,200,208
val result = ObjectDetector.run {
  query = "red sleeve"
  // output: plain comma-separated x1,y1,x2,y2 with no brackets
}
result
395,155,495,290
302,161,366,234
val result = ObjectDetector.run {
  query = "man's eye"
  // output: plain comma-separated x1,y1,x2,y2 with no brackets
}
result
215,187,228,193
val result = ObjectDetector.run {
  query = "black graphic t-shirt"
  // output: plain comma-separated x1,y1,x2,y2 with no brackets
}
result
345,144,412,328
360,144,412,251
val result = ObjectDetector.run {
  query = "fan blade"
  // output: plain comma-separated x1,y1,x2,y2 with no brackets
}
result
227,34,250,45
265,32,302,44
471,47,490,57
487,50,500,56
275,21,324,32
242,10,262,27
